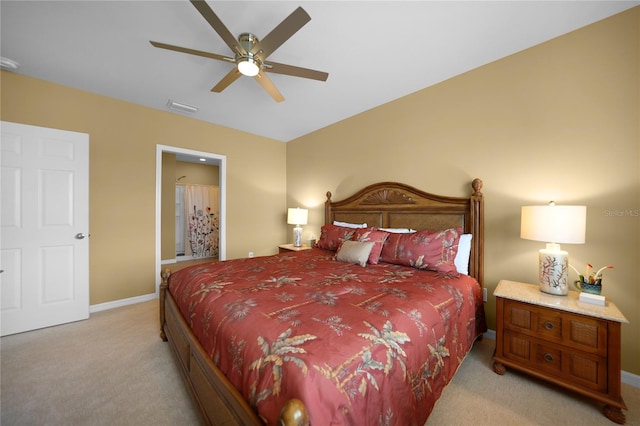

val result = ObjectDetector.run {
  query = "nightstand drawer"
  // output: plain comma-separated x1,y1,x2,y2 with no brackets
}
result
503,299,607,355
503,330,607,392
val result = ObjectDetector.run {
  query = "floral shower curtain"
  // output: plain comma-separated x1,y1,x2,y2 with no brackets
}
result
184,184,219,258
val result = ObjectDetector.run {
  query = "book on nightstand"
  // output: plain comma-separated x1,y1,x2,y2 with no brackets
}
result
579,292,606,306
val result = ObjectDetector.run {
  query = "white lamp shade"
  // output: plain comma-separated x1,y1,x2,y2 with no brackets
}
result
521,205,586,244
287,208,308,226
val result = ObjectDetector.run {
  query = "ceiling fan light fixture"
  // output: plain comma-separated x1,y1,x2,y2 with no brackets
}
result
237,57,260,77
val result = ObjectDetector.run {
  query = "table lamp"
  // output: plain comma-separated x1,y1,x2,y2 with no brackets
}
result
520,202,586,295
287,207,308,247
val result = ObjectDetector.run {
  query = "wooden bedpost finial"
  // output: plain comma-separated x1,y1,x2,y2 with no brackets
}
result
326,191,332,202
472,178,483,196
161,267,172,284
279,398,309,426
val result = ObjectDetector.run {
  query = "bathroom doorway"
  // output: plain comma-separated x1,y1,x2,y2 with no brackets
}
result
155,145,226,294
175,181,219,260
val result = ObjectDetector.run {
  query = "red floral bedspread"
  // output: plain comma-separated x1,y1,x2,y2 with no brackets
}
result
168,248,486,425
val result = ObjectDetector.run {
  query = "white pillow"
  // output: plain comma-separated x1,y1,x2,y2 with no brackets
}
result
379,228,416,233
333,221,367,229
454,234,472,275
335,241,374,267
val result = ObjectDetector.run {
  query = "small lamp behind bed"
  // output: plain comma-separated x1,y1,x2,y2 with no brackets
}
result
287,207,308,247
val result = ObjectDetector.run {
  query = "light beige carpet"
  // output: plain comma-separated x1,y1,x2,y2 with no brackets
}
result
1,299,638,426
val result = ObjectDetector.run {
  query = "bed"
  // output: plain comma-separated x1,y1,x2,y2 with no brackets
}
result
159,179,486,425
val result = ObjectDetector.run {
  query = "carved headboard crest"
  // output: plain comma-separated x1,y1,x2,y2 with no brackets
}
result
361,189,416,205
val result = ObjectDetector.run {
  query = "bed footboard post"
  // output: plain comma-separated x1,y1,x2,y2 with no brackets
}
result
159,267,172,342
279,398,309,426
470,178,484,289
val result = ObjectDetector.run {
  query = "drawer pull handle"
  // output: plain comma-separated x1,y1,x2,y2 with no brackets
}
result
544,353,554,362
543,321,554,331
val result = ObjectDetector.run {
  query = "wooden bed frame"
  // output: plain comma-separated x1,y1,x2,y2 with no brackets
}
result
159,179,484,425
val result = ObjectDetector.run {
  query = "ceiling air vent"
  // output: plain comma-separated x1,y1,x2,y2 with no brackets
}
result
167,100,199,114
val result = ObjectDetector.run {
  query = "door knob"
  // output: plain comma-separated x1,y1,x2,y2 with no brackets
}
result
75,233,86,239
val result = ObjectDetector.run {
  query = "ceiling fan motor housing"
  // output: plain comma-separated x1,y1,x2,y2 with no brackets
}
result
236,33,262,74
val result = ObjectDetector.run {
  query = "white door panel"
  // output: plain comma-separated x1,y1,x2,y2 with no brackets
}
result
1,121,89,336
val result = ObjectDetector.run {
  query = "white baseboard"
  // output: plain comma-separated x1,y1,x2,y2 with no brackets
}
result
622,370,640,388
482,329,639,388
89,292,158,313
483,329,496,340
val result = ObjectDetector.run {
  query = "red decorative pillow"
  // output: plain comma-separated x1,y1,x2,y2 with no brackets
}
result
353,228,389,265
315,224,357,252
379,227,462,274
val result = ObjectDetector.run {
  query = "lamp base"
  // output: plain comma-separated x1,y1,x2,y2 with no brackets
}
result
293,225,303,247
538,245,569,295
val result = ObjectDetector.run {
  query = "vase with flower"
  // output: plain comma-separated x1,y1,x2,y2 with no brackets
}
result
570,263,613,295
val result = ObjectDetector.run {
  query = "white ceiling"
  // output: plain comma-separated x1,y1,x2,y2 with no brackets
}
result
2,1,637,142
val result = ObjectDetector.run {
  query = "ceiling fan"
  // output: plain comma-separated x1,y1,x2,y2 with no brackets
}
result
150,0,329,102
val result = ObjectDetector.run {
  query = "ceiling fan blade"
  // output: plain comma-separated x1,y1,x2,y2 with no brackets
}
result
211,68,242,93
254,71,284,102
252,7,310,59
190,0,245,56
150,41,234,63
265,61,328,82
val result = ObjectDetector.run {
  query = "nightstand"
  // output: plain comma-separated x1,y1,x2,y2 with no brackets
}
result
493,280,628,424
278,244,312,253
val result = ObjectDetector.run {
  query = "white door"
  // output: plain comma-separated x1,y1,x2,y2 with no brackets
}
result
175,185,185,256
1,121,89,336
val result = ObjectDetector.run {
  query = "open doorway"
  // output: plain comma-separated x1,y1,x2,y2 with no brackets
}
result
155,145,227,294
174,163,219,260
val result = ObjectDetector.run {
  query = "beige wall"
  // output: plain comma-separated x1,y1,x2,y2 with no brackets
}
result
175,160,220,186
1,72,288,305
287,9,639,374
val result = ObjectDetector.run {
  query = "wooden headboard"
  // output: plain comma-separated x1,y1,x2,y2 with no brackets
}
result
324,179,484,287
